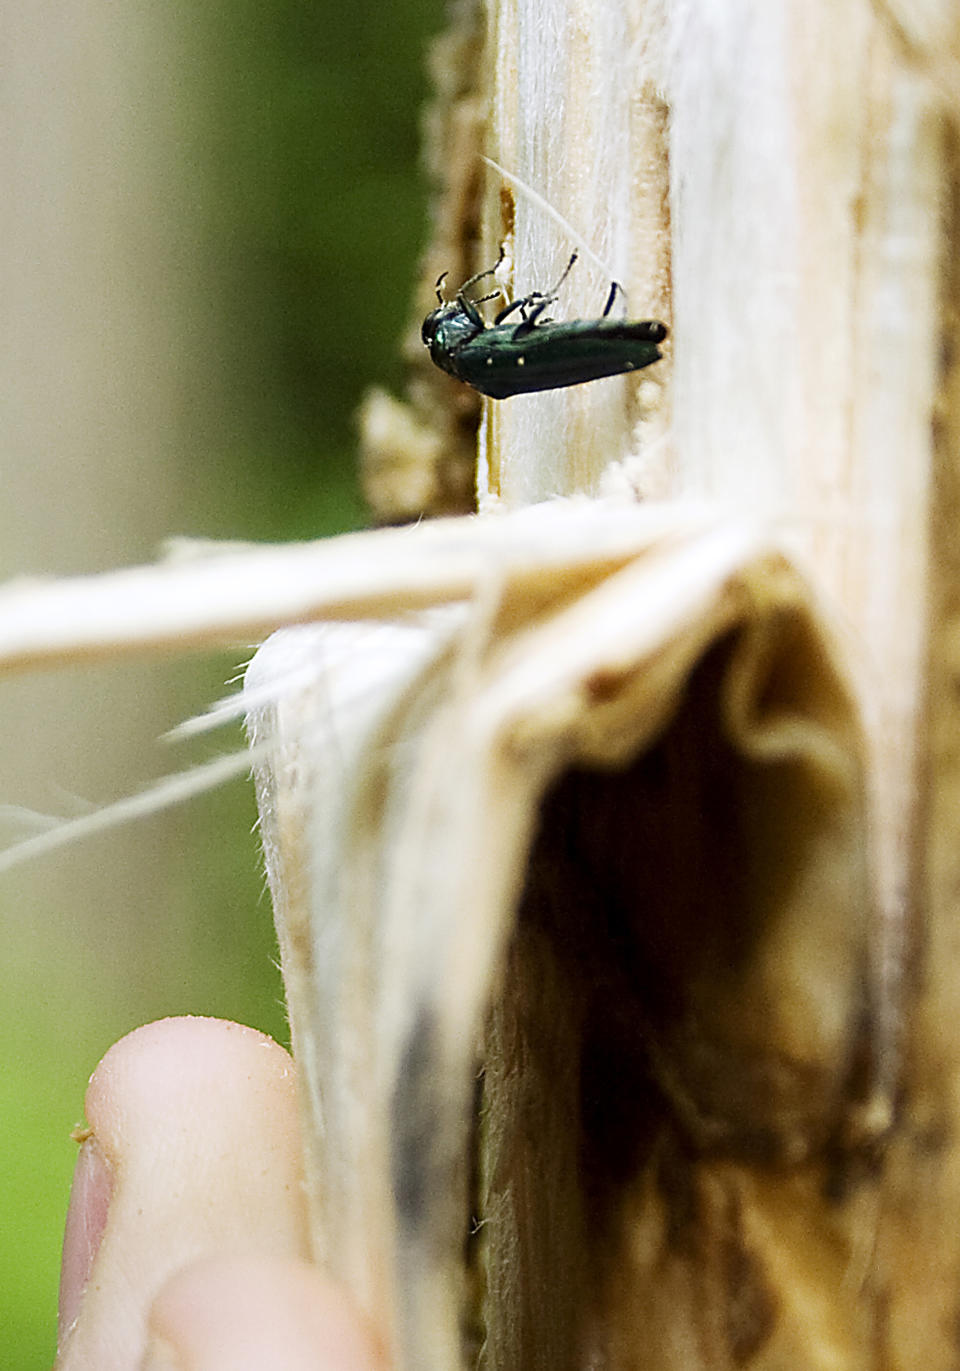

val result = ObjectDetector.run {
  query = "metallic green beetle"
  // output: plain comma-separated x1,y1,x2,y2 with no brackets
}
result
421,252,667,400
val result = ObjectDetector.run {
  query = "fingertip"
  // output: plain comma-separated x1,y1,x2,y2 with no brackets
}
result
145,1256,387,1371
56,1017,309,1370
85,1017,297,1150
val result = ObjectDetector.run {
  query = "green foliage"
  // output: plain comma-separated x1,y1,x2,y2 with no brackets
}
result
186,0,440,539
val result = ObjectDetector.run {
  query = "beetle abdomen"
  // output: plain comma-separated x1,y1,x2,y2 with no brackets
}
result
453,319,667,399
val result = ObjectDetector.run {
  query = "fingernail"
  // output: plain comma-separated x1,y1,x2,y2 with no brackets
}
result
57,1135,114,1346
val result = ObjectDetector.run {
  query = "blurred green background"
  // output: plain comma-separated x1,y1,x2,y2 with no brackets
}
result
0,0,442,1363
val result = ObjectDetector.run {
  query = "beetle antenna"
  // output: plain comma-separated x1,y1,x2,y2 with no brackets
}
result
482,156,624,304
459,245,507,297
434,271,449,304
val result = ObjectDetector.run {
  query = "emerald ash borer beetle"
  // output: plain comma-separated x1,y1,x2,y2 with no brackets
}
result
421,251,667,399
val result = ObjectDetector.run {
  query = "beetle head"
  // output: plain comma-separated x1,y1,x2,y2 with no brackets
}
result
421,302,464,347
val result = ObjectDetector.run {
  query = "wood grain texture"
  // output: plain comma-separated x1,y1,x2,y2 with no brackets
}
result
470,2,951,1368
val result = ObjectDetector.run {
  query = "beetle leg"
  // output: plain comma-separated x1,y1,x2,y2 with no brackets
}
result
455,292,487,328
493,299,523,325
550,251,579,293
603,280,625,317
527,260,574,323
511,292,559,336
457,286,507,328
513,253,578,333
494,291,548,325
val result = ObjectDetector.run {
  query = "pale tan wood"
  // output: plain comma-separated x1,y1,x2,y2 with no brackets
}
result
485,0,938,945
470,3,952,1370
0,3,952,1370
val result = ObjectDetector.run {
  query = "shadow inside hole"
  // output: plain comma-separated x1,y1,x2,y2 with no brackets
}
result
503,626,867,1221
478,613,871,1371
